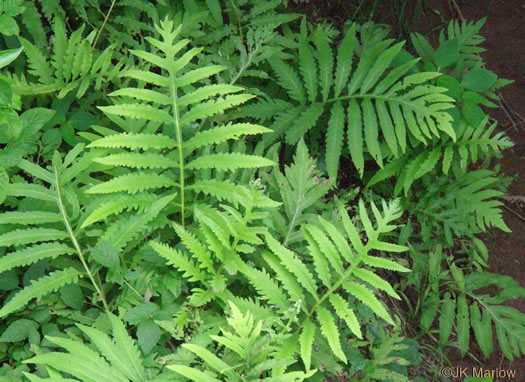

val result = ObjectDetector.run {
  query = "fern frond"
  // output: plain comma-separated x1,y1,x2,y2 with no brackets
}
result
86,173,176,195
254,24,455,177
186,153,275,171
149,241,206,282
100,194,175,252
0,228,68,247
81,193,158,228
87,133,177,150
0,268,80,318
0,243,75,273
0,211,62,225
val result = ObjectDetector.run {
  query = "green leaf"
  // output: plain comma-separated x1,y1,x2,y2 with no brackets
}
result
317,306,346,363
439,292,455,344
59,284,84,310
86,173,176,194
182,344,235,379
168,365,221,382
90,240,120,270
0,268,81,318
347,99,364,176
329,294,362,339
0,319,38,342
0,47,23,69
206,0,223,25
300,319,316,371
345,281,393,325
0,228,68,247
107,312,146,381
137,320,160,354
268,56,305,105
457,293,470,356
462,68,498,92
186,153,275,171
326,101,345,180
0,169,8,204
435,38,459,68
0,15,19,36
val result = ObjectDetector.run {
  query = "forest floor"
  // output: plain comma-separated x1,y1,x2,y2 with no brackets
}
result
292,0,524,380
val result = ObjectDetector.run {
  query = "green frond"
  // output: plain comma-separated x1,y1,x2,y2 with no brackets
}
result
81,193,158,228
86,173,176,194
317,306,346,363
268,56,305,105
0,243,75,273
0,228,68,247
93,153,179,169
149,241,206,282
100,194,175,252
172,223,214,273
0,268,81,318
313,26,334,101
186,153,275,171
298,34,318,104
107,313,146,381
328,294,362,338
299,319,316,371
265,233,318,300
343,281,393,325
0,211,62,225
87,132,177,150
184,123,271,153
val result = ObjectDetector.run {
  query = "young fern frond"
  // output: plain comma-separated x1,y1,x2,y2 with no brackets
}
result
245,23,455,179
88,19,275,225
264,139,332,246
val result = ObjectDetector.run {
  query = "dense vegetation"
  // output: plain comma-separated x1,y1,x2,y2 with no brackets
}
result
0,1,523,380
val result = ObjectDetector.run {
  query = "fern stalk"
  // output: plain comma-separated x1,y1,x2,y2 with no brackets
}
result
169,70,186,226
53,164,109,311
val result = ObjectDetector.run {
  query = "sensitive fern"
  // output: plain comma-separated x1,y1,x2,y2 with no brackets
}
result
245,22,456,179
87,19,275,225
246,198,410,368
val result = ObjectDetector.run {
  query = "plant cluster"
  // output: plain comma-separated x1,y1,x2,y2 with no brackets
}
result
0,1,523,381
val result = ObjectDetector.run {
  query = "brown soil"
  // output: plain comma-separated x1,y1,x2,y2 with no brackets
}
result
292,0,525,380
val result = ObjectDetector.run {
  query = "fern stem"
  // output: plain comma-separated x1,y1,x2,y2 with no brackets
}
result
92,0,117,48
169,72,185,226
53,165,109,311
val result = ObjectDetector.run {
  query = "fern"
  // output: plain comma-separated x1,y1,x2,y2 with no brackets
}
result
245,198,410,367
87,19,275,226
409,169,510,246
168,301,316,381
5,18,115,98
245,23,455,179
0,151,111,316
367,117,513,195
264,139,332,246
418,247,525,360
23,312,174,381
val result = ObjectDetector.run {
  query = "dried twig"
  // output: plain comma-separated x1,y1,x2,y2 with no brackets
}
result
503,204,525,223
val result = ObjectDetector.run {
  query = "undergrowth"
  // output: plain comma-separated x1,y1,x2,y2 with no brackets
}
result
0,1,522,381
